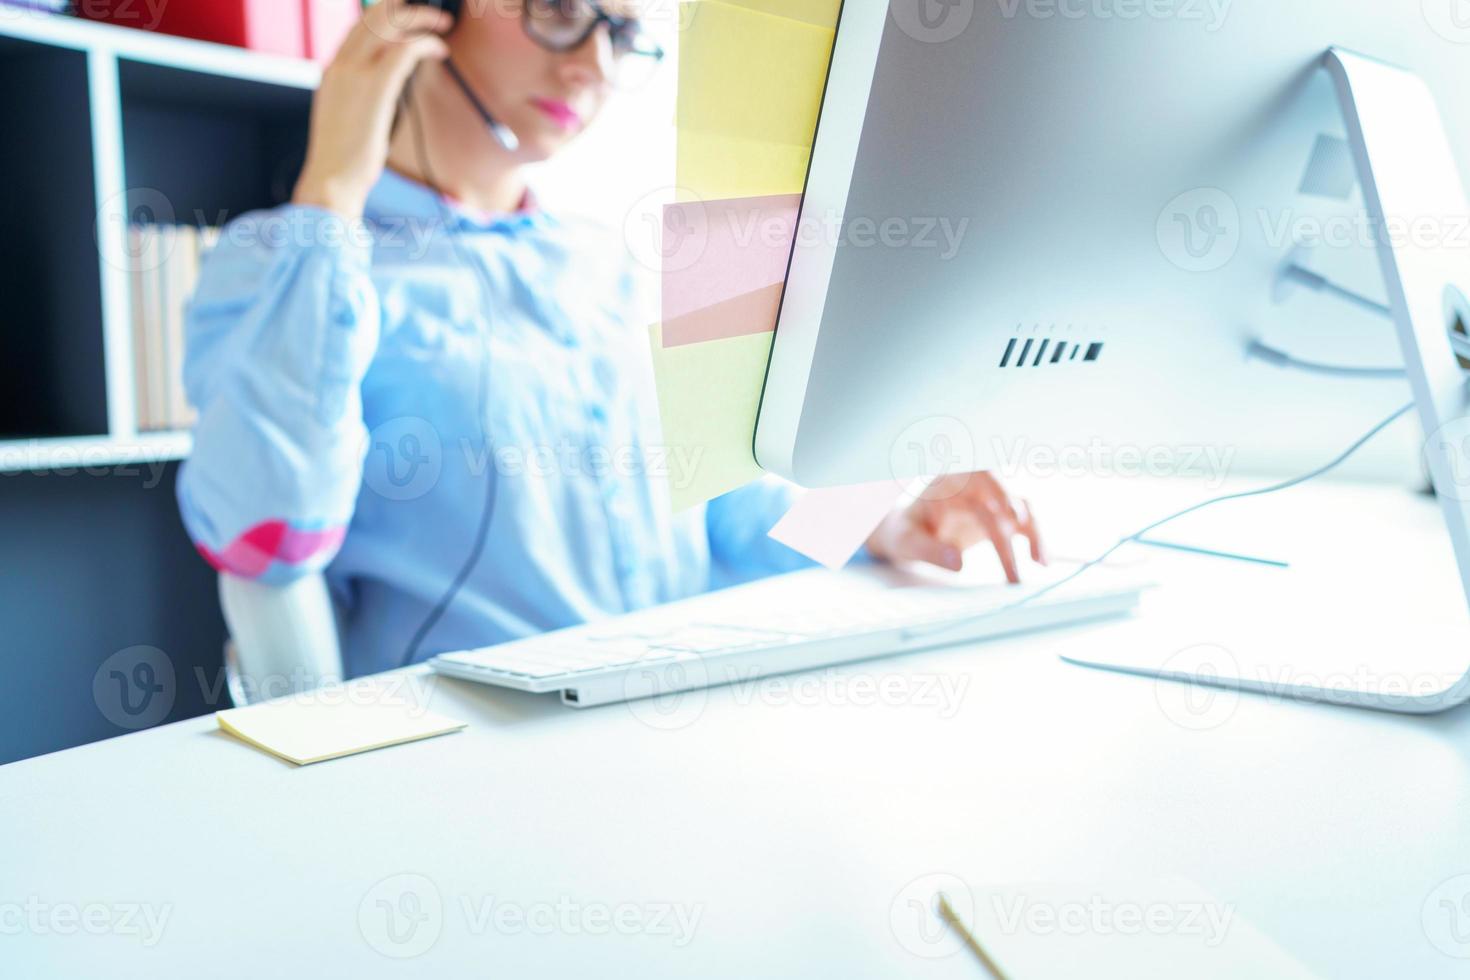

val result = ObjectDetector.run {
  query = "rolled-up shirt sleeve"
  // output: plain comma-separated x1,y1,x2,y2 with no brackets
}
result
177,207,381,584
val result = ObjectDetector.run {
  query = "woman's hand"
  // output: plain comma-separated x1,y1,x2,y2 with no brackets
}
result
293,0,453,220
865,472,1046,583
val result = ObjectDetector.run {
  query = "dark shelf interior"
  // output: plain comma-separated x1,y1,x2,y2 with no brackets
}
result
0,39,109,439
119,58,312,228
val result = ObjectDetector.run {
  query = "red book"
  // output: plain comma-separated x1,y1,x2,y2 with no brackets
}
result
304,0,361,63
81,0,309,59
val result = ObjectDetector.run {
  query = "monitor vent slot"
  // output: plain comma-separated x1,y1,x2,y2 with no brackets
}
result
999,336,1105,367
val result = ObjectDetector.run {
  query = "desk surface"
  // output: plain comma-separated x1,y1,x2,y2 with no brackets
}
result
6,477,1470,978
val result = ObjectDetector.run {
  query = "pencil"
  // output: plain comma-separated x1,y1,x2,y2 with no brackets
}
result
937,893,1012,980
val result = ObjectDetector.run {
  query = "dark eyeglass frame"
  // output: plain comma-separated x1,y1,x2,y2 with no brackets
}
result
521,0,666,63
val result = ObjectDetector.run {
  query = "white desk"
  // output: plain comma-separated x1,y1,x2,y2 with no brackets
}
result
5,477,1470,978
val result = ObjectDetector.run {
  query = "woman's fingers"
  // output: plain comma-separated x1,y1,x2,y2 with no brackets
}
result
379,32,452,85
977,510,1022,584
953,473,1043,577
902,472,1043,581
293,0,454,219
899,524,964,572
1015,497,1046,564
341,1,453,64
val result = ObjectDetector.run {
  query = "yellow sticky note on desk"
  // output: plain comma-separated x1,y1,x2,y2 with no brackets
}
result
677,1,835,151
217,684,466,766
650,322,773,511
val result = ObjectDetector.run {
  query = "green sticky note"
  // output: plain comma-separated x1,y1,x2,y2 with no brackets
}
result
650,323,773,512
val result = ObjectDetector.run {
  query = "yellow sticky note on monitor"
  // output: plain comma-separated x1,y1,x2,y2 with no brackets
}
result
677,1,835,149
217,684,466,766
717,0,841,28
676,129,816,200
650,323,773,511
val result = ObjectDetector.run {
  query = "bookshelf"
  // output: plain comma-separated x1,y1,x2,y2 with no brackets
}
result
0,10,319,473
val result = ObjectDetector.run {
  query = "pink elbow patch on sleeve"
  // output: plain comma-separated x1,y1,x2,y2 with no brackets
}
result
196,520,348,579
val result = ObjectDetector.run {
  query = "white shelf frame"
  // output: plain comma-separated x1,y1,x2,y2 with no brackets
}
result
0,11,322,471
0,431,195,475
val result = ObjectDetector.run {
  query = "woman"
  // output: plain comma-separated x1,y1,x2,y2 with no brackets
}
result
178,0,1045,679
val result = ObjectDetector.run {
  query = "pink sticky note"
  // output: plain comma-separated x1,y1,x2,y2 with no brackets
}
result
768,481,909,570
661,194,802,323
662,281,785,348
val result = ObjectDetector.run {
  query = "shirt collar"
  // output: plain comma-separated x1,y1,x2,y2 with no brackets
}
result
365,168,547,234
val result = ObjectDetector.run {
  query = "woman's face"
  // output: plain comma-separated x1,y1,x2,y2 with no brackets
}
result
450,0,645,162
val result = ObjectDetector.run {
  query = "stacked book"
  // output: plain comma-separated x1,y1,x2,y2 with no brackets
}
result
127,224,219,432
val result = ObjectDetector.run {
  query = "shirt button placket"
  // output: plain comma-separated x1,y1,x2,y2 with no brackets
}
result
592,405,640,605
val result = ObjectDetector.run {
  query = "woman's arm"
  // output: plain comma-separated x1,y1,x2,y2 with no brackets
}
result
176,208,382,584
178,1,453,583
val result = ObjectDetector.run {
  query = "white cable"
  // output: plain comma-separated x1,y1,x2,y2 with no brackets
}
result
903,400,1418,642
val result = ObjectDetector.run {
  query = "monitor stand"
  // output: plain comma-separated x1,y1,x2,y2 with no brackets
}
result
1065,48,1470,714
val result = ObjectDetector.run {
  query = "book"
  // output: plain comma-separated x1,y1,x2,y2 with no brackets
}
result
127,223,216,433
127,226,153,432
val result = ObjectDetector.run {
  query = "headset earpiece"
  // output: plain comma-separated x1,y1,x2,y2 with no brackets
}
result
408,0,463,22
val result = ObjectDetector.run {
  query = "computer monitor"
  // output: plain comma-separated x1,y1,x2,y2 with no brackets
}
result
754,0,1465,488
754,0,1470,713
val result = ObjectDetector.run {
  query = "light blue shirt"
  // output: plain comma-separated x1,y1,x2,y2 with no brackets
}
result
178,171,813,678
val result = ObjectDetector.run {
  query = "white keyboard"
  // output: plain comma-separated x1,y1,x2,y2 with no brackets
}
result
431,566,1144,708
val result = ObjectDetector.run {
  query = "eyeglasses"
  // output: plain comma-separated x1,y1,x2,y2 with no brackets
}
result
522,0,665,87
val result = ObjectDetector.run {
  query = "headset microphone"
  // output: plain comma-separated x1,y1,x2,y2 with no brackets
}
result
443,59,521,152
407,0,519,152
